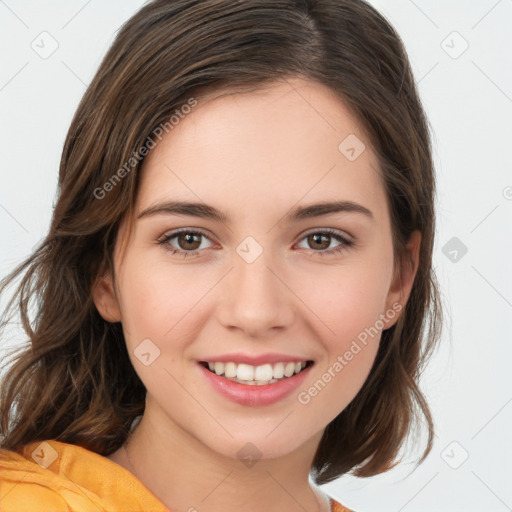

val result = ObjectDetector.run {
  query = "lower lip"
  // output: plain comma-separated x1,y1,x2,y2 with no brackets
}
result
198,363,313,406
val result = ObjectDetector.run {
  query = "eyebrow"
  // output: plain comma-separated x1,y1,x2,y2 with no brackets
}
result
137,200,373,223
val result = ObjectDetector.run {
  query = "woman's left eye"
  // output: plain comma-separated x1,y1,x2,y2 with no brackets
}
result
296,229,354,256
158,228,354,258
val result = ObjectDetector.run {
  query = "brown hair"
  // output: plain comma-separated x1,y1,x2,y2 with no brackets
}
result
0,0,442,484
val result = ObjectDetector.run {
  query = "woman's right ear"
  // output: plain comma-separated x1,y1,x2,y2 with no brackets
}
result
92,271,122,323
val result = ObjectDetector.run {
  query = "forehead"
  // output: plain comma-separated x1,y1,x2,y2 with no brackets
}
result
136,77,387,223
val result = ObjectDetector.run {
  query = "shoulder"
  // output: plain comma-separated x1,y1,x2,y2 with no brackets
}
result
0,442,96,511
0,439,170,511
0,481,71,512
0,452,86,511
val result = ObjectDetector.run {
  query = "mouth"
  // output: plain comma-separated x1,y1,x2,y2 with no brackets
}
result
199,360,314,386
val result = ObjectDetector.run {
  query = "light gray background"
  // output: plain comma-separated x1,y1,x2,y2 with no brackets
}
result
0,1,511,511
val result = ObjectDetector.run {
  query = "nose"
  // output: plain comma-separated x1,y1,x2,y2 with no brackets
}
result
216,246,296,338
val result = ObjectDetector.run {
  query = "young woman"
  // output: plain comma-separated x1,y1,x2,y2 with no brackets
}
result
0,1,442,511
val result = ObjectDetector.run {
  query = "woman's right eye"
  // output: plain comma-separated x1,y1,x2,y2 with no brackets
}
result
158,229,213,258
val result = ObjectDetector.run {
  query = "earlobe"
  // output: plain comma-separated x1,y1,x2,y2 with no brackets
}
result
91,271,122,323
385,230,422,325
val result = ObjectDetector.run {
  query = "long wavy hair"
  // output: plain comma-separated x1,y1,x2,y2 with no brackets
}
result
0,0,442,484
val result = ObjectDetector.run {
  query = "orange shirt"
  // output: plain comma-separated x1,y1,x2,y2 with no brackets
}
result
0,439,351,511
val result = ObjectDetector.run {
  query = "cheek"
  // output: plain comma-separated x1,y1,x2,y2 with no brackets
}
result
291,255,392,410
297,254,393,343
115,260,204,397
116,254,207,345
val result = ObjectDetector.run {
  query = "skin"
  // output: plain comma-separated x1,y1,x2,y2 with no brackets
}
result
93,76,420,512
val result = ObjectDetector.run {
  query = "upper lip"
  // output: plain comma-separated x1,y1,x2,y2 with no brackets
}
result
199,353,313,366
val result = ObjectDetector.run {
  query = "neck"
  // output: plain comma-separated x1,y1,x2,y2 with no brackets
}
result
109,405,330,512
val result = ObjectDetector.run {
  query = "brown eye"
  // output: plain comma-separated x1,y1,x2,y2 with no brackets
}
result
158,229,213,257
297,229,354,256
307,233,331,250
176,232,202,251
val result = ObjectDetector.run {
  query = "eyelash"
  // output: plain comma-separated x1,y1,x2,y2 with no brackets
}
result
157,228,354,258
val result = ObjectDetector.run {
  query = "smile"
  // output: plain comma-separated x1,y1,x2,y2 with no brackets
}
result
200,360,313,385
198,359,315,406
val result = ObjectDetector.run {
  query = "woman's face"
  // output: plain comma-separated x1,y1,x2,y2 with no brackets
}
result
94,77,419,461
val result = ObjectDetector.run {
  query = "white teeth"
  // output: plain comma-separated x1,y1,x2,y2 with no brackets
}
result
273,362,284,379
284,362,295,377
226,377,279,385
236,363,254,381
203,360,309,383
254,364,273,381
224,362,237,378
